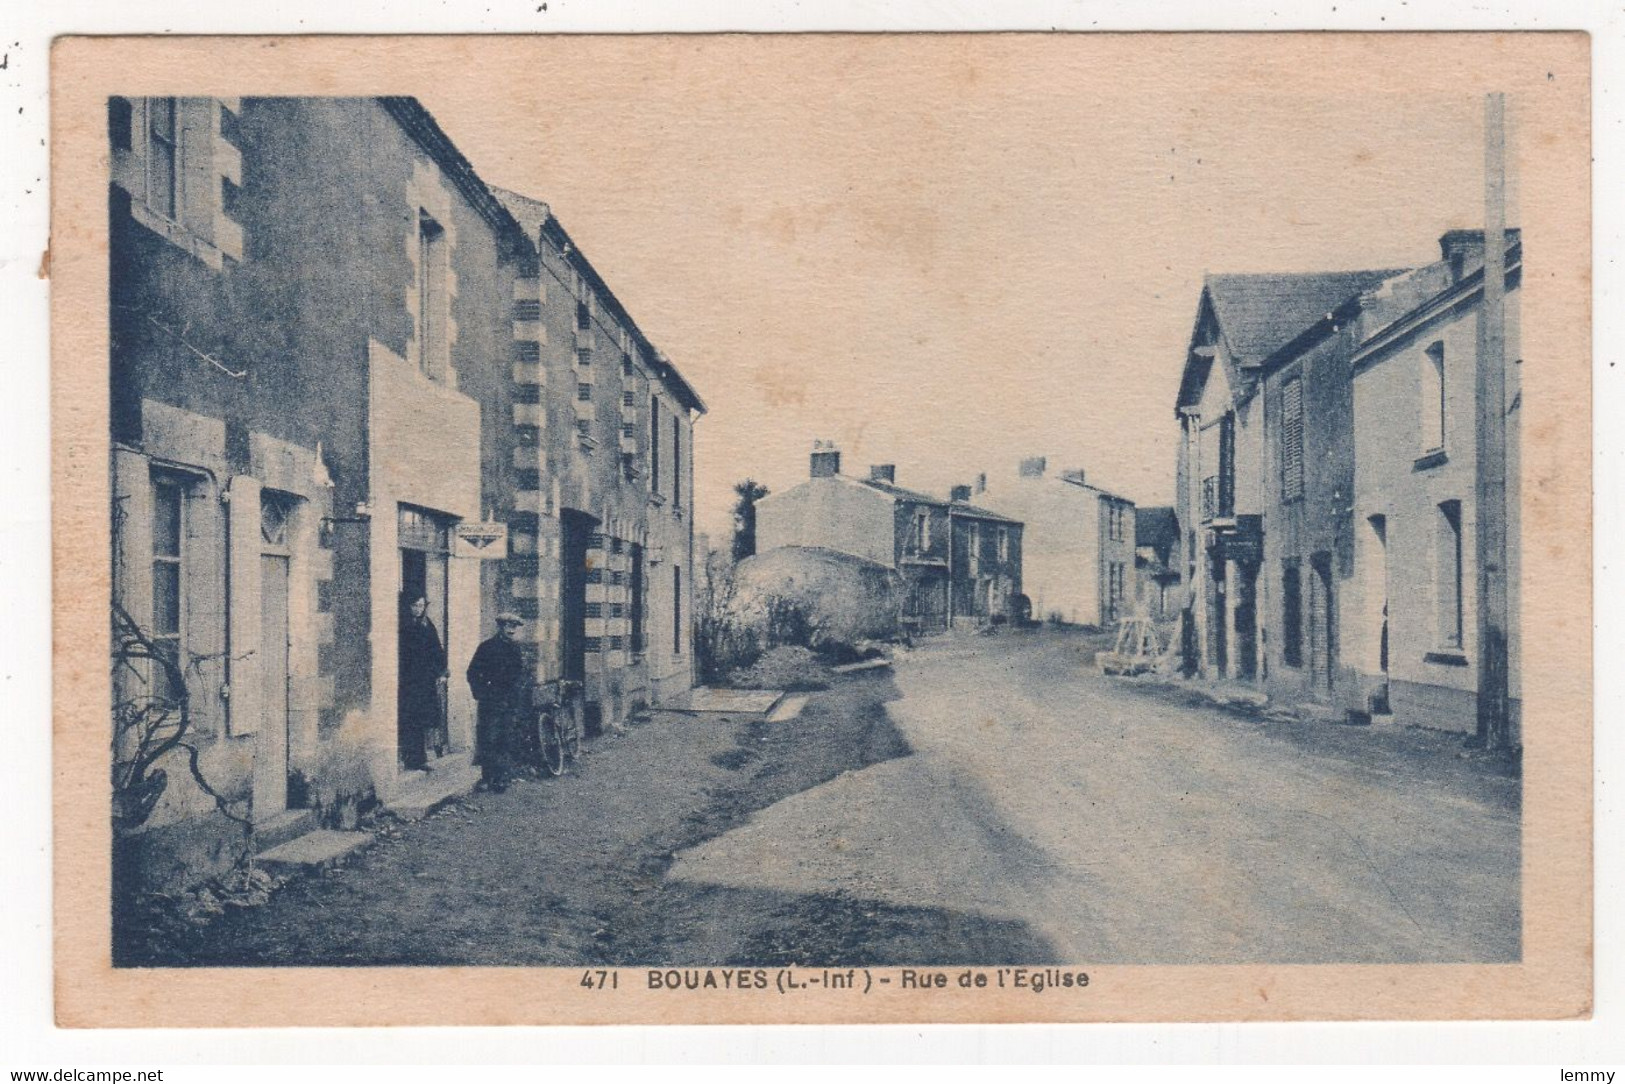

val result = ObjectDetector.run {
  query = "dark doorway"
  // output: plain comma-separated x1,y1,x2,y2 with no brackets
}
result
1234,562,1258,681
1308,552,1335,698
559,509,596,686
1210,553,1228,677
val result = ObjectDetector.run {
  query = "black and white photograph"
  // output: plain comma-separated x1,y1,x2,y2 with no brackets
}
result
44,31,1592,1028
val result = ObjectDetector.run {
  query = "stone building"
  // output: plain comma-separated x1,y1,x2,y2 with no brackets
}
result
974,457,1136,627
1345,231,1522,736
1173,268,1400,687
491,189,705,735
108,96,704,893
754,446,1023,632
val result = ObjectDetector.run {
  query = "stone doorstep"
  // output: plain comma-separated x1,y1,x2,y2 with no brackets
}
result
387,754,483,822
255,828,372,871
251,807,318,852
765,695,809,724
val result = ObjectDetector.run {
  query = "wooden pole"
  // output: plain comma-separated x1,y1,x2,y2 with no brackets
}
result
1475,92,1512,750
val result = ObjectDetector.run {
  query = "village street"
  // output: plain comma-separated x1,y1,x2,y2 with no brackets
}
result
141,629,1520,968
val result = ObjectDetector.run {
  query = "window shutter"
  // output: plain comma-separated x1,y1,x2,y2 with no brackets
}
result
1281,378,1305,501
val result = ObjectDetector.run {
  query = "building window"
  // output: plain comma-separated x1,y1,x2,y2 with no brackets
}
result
147,97,179,221
630,544,645,653
623,390,635,409
577,382,593,403
1422,341,1446,454
576,418,592,441
1436,500,1464,649
416,210,449,380
673,566,683,654
1281,376,1305,502
514,298,541,321
576,298,593,331
672,424,682,507
622,423,635,440
622,354,635,377
150,474,187,700
997,526,1009,562
650,397,662,494
1282,560,1303,668
910,509,932,554
966,523,980,577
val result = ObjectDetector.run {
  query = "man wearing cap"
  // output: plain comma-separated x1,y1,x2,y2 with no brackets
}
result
467,612,527,792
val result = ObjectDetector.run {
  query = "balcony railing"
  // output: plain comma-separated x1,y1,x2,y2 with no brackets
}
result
1201,474,1234,522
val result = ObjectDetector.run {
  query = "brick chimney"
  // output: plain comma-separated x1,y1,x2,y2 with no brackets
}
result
975,472,987,494
1060,468,1087,485
1018,456,1047,478
869,464,896,484
1439,228,1522,281
810,440,841,478
950,484,973,502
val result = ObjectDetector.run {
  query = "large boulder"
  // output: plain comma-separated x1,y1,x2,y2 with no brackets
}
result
729,546,906,648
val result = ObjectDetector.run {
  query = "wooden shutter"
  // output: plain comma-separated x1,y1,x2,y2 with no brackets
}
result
1281,377,1305,502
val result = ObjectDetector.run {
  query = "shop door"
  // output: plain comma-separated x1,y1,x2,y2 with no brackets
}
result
399,507,451,763
1235,563,1258,681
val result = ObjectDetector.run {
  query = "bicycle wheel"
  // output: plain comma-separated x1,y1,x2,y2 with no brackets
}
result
537,710,565,776
562,698,583,760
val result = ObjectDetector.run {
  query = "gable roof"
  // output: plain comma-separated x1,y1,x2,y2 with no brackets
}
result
949,501,1022,525
1205,269,1408,368
491,185,708,416
1135,505,1179,549
857,477,947,507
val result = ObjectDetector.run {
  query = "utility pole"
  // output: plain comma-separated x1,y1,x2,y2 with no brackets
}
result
1475,92,1512,750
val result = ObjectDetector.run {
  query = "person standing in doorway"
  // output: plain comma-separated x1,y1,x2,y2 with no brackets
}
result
397,595,447,771
467,612,526,792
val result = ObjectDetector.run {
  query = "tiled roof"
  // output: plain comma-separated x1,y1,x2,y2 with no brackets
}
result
1135,505,1179,549
949,501,1022,525
1205,269,1409,366
857,477,948,506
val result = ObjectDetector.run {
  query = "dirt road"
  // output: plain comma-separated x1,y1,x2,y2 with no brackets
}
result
134,628,1518,967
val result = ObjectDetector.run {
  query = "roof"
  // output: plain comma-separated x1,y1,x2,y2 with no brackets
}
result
1135,505,1179,549
857,477,947,507
378,98,532,259
490,185,708,416
1205,269,1409,367
949,501,1022,525
851,477,1021,524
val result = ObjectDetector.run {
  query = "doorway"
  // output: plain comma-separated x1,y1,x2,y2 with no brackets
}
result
1368,515,1391,715
1234,562,1258,681
1308,553,1335,698
559,509,596,685
255,552,291,819
398,505,451,766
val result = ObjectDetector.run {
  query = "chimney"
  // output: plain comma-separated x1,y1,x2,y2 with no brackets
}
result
869,464,896,484
950,484,973,502
1018,456,1047,478
810,440,841,478
975,472,987,494
1061,468,1087,486
1439,228,1522,282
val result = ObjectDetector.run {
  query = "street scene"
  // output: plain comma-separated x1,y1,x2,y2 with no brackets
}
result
105,48,1525,968
124,631,1518,967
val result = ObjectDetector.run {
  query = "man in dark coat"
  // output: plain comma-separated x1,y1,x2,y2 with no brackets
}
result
467,611,527,791
398,596,446,771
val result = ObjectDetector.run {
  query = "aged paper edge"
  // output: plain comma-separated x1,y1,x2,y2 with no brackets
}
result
50,32,1594,1027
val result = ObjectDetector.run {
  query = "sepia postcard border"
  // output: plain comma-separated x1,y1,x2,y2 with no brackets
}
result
51,32,1593,1027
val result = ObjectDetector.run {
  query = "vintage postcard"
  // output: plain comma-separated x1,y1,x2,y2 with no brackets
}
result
51,33,1592,1026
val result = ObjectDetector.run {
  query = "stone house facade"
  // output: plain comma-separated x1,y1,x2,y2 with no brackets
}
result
1346,232,1523,736
974,457,1135,627
109,96,703,893
754,448,1023,632
491,189,704,736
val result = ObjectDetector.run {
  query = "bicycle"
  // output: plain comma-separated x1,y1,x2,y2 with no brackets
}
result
533,678,584,777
